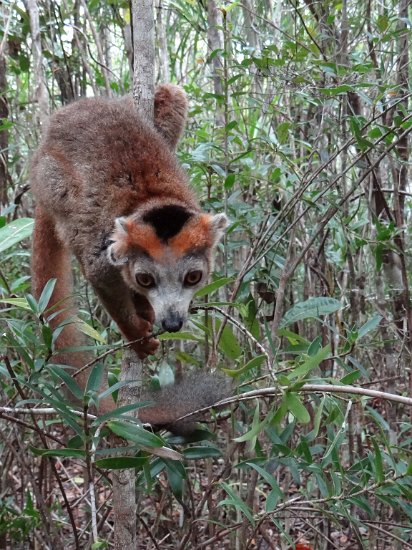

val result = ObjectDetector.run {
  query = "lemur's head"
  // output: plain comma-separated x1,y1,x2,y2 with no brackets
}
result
107,203,228,332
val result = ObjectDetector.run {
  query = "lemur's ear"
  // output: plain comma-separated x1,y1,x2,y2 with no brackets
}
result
154,84,188,151
210,213,229,246
107,217,129,266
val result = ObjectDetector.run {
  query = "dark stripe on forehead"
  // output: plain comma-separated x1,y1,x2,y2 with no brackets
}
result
143,204,193,241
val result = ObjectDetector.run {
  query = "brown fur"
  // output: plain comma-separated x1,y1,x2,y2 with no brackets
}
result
31,85,227,418
153,84,188,150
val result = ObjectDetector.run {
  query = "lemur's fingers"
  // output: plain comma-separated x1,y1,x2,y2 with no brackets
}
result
134,337,160,359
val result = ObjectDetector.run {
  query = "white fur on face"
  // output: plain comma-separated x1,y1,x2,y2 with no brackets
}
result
121,252,208,329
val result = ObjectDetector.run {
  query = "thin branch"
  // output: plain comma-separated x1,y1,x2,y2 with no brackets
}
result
175,382,412,422
0,405,96,419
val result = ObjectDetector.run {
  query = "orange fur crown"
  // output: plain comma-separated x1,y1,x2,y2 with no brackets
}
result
108,205,228,263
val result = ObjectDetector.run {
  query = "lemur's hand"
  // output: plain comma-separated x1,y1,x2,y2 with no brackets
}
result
129,293,159,358
135,335,160,359
131,317,160,359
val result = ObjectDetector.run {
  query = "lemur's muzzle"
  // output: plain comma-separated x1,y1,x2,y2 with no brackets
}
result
162,311,184,332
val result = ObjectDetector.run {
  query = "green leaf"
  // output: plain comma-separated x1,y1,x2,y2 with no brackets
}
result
158,361,175,386
223,355,266,377
340,370,361,385
371,439,384,483
219,481,255,525
277,328,310,345
183,446,222,459
97,379,142,400
307,335,322,356
47,365,83,400
37,279,57,313
0,297,32,311
91,541,108,549
235,404,270,442
319,84,353,95
0,218,34,253
216,319,241,360
266,488,280,511
30,446,85,458
321,425,346,467
358,314,382,339
159,331,201,342
94,402,153,424
195,277,233,298
289,345,331,380
108,420,163,448
279,297,342,328
165,459,186,501
77,319,106,343
86,363,105,395
25,293,39,313
94,456,148,470
224,174,236,190
306,396,325,440
276,121,290,144
41,324,53,349
284,392,310,424
246,461,283,495
376,14,389,32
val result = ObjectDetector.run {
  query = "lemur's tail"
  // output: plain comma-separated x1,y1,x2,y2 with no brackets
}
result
31,205,92,395
139,372,232,434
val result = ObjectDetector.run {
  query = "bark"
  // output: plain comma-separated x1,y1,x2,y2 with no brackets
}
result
155,0,170,82
24,0,49,127
131,0,155,120
113,1,155,548
112,349,142,550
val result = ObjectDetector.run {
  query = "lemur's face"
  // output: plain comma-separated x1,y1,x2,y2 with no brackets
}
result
107,204,228,332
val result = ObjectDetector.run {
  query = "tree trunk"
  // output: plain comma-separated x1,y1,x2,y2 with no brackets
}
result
112,1,155,548
131,0,155,119
155,0,170,82
112,349,143,550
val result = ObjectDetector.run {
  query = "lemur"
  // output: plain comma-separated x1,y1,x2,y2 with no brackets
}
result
30,85,229,426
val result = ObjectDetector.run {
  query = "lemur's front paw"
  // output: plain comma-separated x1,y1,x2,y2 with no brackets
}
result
132,336,160,359
136,336,160,359
132,318,160,359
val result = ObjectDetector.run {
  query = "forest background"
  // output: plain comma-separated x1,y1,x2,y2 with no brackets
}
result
0,0,411,548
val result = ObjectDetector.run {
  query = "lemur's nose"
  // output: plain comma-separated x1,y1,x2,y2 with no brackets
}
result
162,313,184,332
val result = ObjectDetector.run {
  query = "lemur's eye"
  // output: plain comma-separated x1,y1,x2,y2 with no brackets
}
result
184,270,202,286
136,273,156,288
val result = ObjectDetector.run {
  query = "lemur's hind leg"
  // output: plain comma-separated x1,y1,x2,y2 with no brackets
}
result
32,207,99,404
32,206,72,302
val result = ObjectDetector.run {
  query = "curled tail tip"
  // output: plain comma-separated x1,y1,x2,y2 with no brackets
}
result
155,83,188,107
154,83,188,150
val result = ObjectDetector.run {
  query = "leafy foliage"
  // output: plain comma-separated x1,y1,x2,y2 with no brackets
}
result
0,0,411,547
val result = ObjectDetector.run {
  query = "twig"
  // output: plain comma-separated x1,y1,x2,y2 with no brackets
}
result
175,382,412,422
0,405,96,418
363,522,412,549
194,305,270,365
